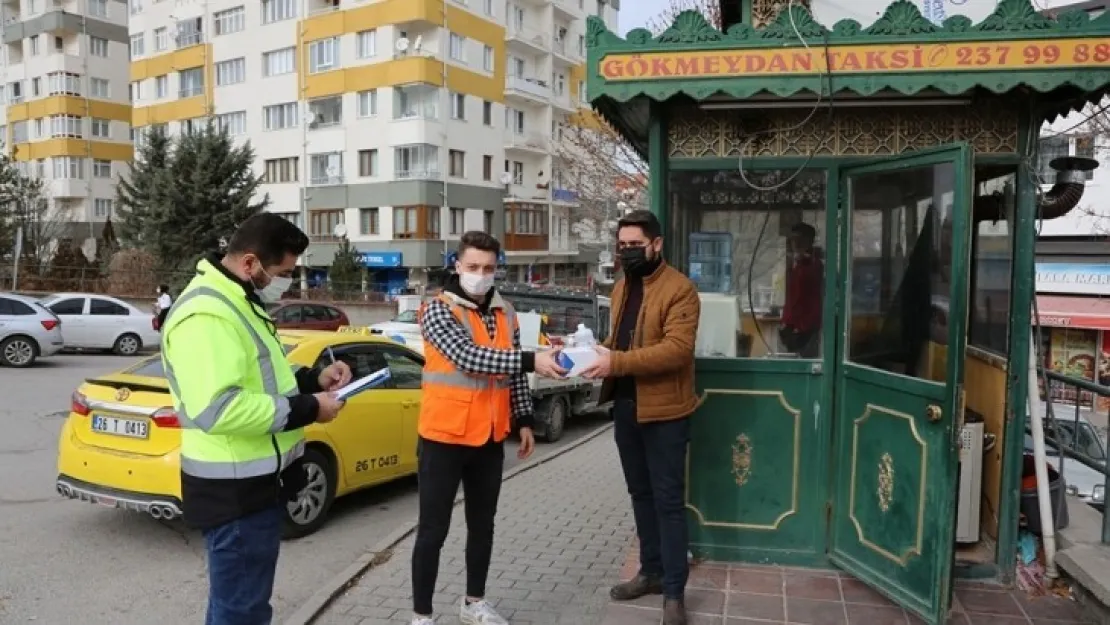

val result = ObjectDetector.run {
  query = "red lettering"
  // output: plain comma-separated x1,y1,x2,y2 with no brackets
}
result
865,51,887,70
650,58,673,76
840,52,862,70
826,51,842,70
767,54,788,72
912,46,924,68
675,57,698,75
702,55,720,75
724,55,744,74
626,58,648,77
889,50,909,69
745,55,766,72
601,58,624,78
791,52,812,72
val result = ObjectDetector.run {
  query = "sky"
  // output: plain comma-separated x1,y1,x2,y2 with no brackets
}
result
618,0,671,34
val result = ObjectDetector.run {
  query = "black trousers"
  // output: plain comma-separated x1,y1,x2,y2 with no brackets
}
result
411,437,505,616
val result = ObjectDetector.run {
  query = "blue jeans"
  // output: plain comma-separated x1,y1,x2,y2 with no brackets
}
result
612,398,690,600
203,505,284,625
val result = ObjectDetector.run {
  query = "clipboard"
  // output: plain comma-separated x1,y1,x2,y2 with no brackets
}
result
335,368,392,400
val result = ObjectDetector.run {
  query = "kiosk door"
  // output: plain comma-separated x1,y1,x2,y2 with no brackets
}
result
829,144,972,625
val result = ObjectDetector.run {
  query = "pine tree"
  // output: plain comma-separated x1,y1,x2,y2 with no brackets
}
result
329,236,362,299
116,125,172,248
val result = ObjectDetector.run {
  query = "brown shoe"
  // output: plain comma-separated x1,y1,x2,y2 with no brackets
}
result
662,598,687,625
609,574,663,601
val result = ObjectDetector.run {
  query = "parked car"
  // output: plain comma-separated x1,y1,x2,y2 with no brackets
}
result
368,309,422,349
0,292,64,367
40,293,160,355
267,301,350,331
56,330,424,538
1026,406,1107,512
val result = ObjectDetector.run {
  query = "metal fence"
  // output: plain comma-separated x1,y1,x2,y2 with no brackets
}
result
1037,369,1110,544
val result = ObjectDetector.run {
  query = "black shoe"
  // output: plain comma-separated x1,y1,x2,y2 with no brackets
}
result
609,574,663,601
662,598,687,625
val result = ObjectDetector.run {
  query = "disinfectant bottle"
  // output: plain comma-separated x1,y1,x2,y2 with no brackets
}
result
570,323,596,347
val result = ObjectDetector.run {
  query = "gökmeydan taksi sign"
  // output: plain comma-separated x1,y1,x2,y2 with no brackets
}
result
598,38,1110,80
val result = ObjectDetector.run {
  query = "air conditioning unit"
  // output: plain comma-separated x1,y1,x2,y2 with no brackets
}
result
956,422,984,543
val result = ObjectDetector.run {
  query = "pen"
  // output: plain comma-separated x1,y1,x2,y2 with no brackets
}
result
326,346,337,364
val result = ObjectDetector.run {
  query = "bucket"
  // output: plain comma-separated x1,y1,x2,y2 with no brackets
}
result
1020,454,1070,534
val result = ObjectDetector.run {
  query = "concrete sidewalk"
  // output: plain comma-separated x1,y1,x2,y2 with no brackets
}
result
315,431,634,625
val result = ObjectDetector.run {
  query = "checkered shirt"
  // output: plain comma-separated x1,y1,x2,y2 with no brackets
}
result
420,296,534,424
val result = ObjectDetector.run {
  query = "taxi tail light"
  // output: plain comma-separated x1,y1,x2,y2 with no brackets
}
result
71,391,90,416
152,408,181,429
41,319,59,331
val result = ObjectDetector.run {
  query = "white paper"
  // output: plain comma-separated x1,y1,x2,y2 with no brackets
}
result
335,367,392,400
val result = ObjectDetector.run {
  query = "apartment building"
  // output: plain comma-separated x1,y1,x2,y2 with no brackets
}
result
128,0,619,292
0,0,134,245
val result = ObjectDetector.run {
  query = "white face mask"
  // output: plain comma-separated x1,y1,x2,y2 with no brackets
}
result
459,272,495,297
254,267,293,303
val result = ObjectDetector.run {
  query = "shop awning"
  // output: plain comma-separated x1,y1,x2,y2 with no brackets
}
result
1035,295,1110,331
584,0,1110,154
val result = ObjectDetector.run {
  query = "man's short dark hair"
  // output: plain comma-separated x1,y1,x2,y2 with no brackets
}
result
617,209,662,240
791,223,816,240
226,212,310,266
458,230,501,257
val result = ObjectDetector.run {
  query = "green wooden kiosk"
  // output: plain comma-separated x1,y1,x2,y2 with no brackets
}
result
584,0,1109,622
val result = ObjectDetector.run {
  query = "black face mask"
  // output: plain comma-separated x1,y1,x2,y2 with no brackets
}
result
619,246,659,277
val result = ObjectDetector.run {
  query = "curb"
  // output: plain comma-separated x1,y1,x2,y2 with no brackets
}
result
283,421,615,625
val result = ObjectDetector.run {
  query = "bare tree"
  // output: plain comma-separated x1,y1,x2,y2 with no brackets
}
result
644,0,721,32
8,175,71,272
1047,100,1110,235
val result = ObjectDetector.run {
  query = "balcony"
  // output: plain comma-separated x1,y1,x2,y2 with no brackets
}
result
505,132,550,154
179,85,204,98
552,38,577,64
553,0,581,19
506,25,548,53
310,173,345,186
551,92,575,112
504,75,550,104
308,0,340,14
552,188,579,203
395,168,441,180
175,30,204,49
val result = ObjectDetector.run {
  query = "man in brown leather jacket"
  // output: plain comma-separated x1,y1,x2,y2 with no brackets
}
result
581,210,701,625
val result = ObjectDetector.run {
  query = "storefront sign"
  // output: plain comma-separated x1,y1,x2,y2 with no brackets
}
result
1035,263,1110,296
357,252,402,268
598,38,1110,81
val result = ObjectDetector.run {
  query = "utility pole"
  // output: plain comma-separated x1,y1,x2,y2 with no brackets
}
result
12,226,23,290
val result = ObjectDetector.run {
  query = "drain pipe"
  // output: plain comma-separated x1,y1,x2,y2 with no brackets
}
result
1026,334,1059,578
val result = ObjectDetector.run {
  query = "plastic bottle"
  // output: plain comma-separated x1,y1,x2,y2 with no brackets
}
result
570,323,596,347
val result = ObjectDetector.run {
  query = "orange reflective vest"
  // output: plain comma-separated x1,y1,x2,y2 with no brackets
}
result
419,293,518,446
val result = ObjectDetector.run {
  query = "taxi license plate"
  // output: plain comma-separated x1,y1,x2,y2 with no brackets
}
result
91,414,149,439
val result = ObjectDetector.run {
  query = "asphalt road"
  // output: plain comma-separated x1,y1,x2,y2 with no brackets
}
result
0,354,611,624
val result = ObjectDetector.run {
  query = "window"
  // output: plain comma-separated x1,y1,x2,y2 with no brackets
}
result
88,0,107,18
178,67,204,98
216,58,246,86
175,17,203,47
357,89,377,117
262,0,297,23
214,6,245,35
448,149,465,177
50,115,82,138
505,203,549,235
93,198,113,217
30,35,40,56
47,72,81,96
509,55,525,77
264,157,299,182
263,47,296,76
450,92,465,120
482,155,493,181
578,34,585,56
54,36,63,52
393,205,440,239
449,33,466,62
130,33,144,58
155,75,168,98
966,172,1014,355
218,111,247,135
506,107,524,134
483,210,493,233
358,149,378,177
483,0,493,15
578,80,586,103
309,37,339,73
314,345,388,381
381,348,423,390
483,45,494,71
360,208,379,235
31,78,41,97
263,102,298,130
154,27,168,51
394,144,439,179
511,160,524,184
91,118,110,138
274,305,303,323
482,100,492,126
92,159,112,178
308,209,344,237
90,298,128,315
130,0,142,13
309,152,343,185
90,78,110,98
449,208,465,235
307,96,342,128
0,296,35,316
11,121,27,143
356,30,376,58
49,298,84,315
89,36,109,57
53,156,84,179
394,84,438,119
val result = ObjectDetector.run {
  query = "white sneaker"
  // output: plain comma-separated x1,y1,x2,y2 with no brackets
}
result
410,616,435,625
459,598,509,624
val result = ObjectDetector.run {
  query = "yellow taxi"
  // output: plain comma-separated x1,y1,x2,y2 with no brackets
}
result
56,330,424,538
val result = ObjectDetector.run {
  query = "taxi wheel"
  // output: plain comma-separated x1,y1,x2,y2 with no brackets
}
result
283,447,336,539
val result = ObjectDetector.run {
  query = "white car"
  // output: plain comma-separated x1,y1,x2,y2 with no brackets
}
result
368,309,423,352
0,292,65,367
40,293,160,355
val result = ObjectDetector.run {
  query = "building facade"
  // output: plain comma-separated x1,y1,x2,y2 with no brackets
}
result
128,0,619,294
0,0,134,246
